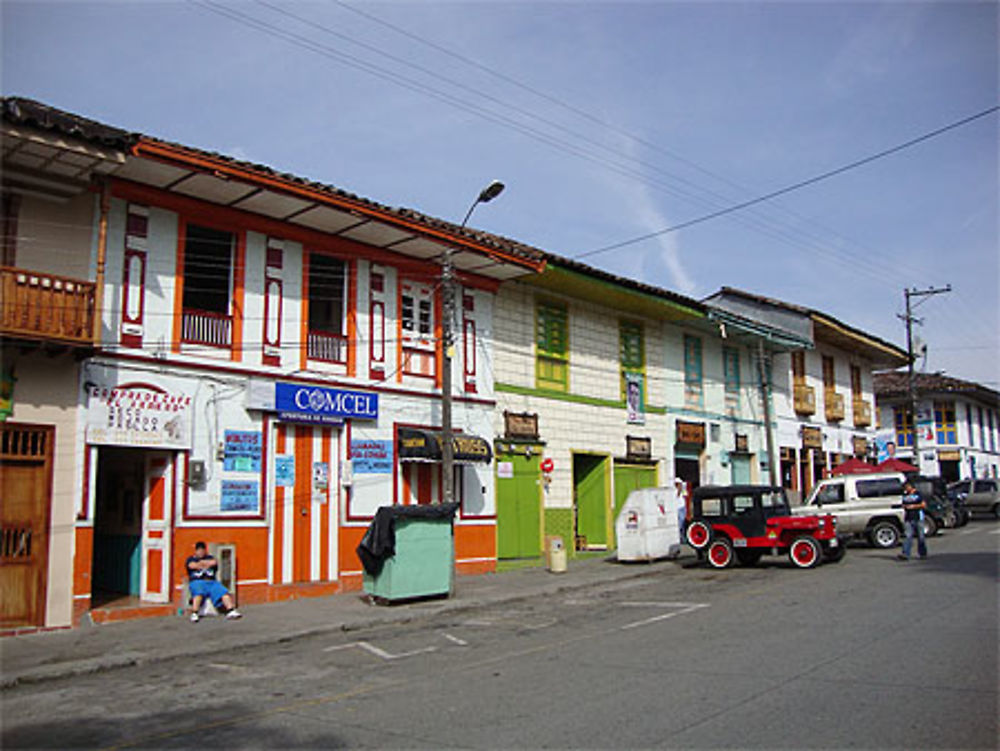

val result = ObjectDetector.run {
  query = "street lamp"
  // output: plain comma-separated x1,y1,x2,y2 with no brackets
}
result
441,180,505,505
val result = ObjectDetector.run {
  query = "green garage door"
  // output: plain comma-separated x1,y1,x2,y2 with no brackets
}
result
496,453,542,559
613,463,659,522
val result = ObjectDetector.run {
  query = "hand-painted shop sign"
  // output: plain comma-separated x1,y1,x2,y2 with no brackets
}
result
802,426,823,449
503,411,539,441
86,382,193,449
626,435,652,461
675,421,705,447
397,427,492,464
224,430,262,472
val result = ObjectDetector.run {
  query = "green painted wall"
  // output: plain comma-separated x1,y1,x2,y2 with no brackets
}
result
544,507,576,558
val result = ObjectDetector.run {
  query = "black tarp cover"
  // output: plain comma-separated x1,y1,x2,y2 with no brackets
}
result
356,503,459,576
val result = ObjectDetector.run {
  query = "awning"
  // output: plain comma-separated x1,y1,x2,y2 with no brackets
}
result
397,428,492,464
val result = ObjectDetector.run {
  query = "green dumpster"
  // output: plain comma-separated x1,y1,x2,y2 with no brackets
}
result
357,503,458,603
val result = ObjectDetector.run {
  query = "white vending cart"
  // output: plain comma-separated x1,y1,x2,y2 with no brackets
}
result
615,487,682,562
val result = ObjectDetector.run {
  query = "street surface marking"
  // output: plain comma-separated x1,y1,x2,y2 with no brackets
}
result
463,618,494,626
620,603,710,631
521,618,558,630
620,601,707,608
440,632,468,646
958,528,981,535
990,529,1000,535
323,640,438,661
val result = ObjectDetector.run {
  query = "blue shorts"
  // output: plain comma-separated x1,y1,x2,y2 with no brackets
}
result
189,579,228,607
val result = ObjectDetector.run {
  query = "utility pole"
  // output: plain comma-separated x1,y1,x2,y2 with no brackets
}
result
441,180,505,505
899,285,951,470
757,339,777,486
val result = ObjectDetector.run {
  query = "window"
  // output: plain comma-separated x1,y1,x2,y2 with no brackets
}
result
307,253,347,363
181,224,234,348
732,495,755,514
536,301,568,391
857,478,904,499
978,407,986,449
699,498,724,517
990,411,997,453
400,280,435,377
723,347,740,393
850,365,862,397
683,335,703,408
815,483,844,505
822,355,835,390
895,407,914,447
791,351,806,382
934,401,957,445
966,404,975,445
620,320,644,398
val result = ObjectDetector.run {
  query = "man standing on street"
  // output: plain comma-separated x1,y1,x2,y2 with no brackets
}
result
187,541,242,621
898,481,928,561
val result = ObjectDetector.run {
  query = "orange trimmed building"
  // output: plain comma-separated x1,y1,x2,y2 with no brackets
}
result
1,98,543,629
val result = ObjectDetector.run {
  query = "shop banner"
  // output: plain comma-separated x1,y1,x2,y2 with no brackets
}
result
275,455,295,487
223,430,262,472
351,440,393,474
86,383,193,449
220,480,259,512
625,372,645,425
274,382,378,421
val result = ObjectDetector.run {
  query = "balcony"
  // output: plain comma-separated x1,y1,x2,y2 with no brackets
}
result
0,266,95,347
793,383,816,416
825,390,845,422
182,309,232,349
853,398,872,428
307,330,348,364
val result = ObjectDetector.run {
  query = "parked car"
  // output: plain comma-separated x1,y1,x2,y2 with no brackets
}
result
912,475,967,532
686,485,844,569
948,479,1000,519
795,472,905,548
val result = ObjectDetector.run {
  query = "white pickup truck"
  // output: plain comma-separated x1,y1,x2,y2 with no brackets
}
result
794,472,906,548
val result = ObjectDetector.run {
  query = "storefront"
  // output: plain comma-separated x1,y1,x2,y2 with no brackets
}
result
674,420,706,499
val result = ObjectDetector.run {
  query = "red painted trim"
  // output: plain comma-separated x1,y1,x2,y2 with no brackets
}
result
320,427,331,581
262,274,282,367
300,251,309,372
231,230,246,363
346,260,357,378
91,350,498,406
433,287,443,390
78,444,91,521
128,142,544,274
120,249,146,348
274,423,286,584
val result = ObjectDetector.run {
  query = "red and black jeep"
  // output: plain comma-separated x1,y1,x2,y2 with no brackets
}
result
685,485,844,569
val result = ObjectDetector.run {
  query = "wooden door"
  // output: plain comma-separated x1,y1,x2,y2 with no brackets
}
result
0,424,53,627
140,455,173,603
496,453,542,559
613,464,658,523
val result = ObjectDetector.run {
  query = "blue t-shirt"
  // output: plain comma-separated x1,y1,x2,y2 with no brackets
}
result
902,492,924,522
186,555,218,582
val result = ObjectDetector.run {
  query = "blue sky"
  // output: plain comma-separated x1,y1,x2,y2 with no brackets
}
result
3,1,997,384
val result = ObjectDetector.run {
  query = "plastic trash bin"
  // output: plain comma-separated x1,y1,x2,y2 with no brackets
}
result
357,503,458,602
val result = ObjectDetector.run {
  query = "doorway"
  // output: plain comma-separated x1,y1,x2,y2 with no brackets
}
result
91,447,174,605
573,453,609,549
730,454,752,484
92,448,145,605
496,451,542,559
613,462,658,523
939,460,960,483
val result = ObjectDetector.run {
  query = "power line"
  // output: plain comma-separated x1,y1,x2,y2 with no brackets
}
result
575,105,1000,260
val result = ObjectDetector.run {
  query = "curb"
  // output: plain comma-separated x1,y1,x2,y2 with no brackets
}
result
2,561,675,690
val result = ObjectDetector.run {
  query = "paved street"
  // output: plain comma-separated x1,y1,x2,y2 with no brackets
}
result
3,522,997,750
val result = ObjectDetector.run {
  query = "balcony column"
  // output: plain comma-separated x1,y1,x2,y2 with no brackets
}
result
92,178,111,344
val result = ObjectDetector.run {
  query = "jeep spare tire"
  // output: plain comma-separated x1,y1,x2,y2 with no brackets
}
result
686,520,713,550
706,538,734,569
869,521,900,549
789,536,822,568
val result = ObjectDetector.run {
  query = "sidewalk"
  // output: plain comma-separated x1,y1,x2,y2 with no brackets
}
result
1,555,683,689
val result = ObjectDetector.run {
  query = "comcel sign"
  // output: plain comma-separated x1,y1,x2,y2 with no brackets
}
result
274,382,378,421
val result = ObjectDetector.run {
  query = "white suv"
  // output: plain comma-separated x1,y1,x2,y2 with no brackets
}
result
795,472,906,548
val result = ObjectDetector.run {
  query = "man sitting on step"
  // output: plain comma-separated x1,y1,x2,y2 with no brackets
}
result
186,541,242,622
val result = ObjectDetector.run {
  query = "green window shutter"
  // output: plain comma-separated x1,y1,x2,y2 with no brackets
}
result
723,347,740,393
536,301,568,391
619,322,643,370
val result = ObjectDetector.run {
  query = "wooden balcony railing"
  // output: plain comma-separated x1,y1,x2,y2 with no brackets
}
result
0,266,96,346
307,330,348,364
825,390,845,422
182,309,232,349
853,398,872,428
793,383,816,416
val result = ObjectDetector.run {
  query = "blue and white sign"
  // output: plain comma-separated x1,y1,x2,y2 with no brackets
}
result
221,480,259,512
275,455,295,487
274,382,378,422
351,440,393,474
